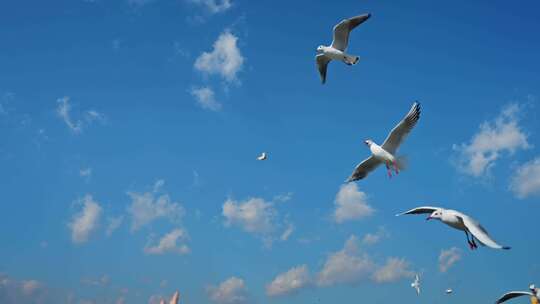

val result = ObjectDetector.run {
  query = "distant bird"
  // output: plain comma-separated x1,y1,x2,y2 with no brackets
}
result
411,274,421,295
316,13,371,84
446,288,453,294
257,152,268,161
347,102,420,182
397,206,511,250
160,291,180,304
495,284,540,304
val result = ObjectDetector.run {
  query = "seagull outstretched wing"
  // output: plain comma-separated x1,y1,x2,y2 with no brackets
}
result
459,215,510,250
332,13,371,51
347,156,381,182
495,292,533,304
381,102,421,155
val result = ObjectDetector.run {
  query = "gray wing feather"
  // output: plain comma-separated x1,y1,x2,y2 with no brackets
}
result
381,102,421,155
331,13,371,51
346,156,381,182
396,206,440,216
460,215,510,250
316,54,331,84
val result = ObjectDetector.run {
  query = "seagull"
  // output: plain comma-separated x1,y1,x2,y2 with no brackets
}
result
397,206,511,250
160,291,180,304
347,102,420,182
316,13,371,84
495,284,540,304
446,288,453,294
411,274,421,295
257,152,267,161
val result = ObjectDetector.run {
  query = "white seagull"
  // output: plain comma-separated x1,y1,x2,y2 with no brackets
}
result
397,206,511,250
347,102,421,182
316,13,371,84
257,152,268,161
446,288,453,294
160,291,180,304
495,284,540,304
411,274,421,295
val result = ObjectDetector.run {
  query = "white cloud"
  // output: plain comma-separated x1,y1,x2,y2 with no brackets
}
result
20,280,41,296
68,195,103,244
207,277,248,304
266,265,311,297
81,275,110,287
222,197,276,234
453,104,529,177
316,235,375,286
333,183,374,223
127,182,185,231
189,0,232,14
280,223,295,241
510,157,540,198
362,227,389,245
191,86,222,111
80,167,92,179
105,216,124,237
194,30,244,83
56,97,105,134
438,247,462,273
372,258,414,283
144,228,190,255
0,274,45,304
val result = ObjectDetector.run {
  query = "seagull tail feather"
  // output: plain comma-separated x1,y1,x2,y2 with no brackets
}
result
396,155,408,171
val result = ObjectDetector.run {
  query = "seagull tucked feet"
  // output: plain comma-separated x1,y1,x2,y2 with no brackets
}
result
397,206,511,250
495,284,540,304
316,13,371,84
347,102,420,182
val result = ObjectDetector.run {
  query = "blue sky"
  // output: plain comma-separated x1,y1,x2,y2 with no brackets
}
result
1,0,540,303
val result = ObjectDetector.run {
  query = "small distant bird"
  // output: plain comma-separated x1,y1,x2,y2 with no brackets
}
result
257,152,268,161
316,13,371,84
495,284,540,304
160,291,180,304
347,102,420,182
397,206,511,250
411,274,421,295
446,289,453,294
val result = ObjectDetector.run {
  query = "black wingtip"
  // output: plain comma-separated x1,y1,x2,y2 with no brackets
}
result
502,246,511,250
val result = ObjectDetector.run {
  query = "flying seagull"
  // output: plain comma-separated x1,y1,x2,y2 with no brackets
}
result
495,284,540,304
347,102,420,182
397,206,511,250
446,288,454,294
160,291,180,304
257,152,268,161
316,13,371,84
411,274,421,295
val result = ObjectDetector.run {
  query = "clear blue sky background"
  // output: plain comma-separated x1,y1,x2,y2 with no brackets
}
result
1,0,539,303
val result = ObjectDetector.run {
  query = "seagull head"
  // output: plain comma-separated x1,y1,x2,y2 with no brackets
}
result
530,284,536,291
364,139,373,147
427,210,443,221
317,45,324,53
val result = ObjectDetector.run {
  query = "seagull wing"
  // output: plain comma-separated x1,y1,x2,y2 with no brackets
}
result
381,102,421,155
316,54,331,84
346,156,381,182
416,285,421,295
495,292,533,304
169,291,179,304
396,206,440,216
459,215,510,250
331,13,371,51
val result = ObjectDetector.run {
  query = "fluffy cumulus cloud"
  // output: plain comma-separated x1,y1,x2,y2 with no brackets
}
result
190,86,222,111
0,274,46,304
144,228,190,255
127,183,185,231
266,265,311,297
105,216,124,237
68,195,103,244
189,0,232,13
510,157,540,198
438,247,462,272
333,183,374,223
56,97,105,134
316,236,375,286
194,30,244,83
362,227,389,245
372,258,414,283
222,197,276,234
453,104,529,177
207,277,248,304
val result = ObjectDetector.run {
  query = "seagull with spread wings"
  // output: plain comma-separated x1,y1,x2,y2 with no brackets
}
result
397,206,511,250
411,274,421,295
495,284,540,304
347,102,421,182
316,13,371,84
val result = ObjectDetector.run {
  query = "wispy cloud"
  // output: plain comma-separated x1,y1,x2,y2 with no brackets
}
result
56,97,105,134
453,104,529,177
105,216,124,237
144,228,190,255
266,265,311,297
68,195,102,244
510,157,540,198
194,30,244,83
439,247,462,272
191,86,222,111
333,183,374,223
207,277,248,304
362,227,389,245
188,0,232,14
0,273,46,303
